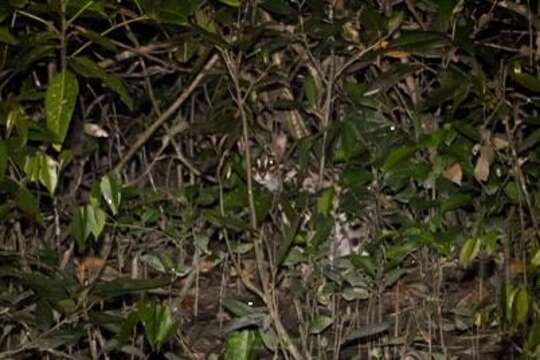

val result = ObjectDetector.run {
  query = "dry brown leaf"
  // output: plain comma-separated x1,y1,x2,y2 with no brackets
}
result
491,134,509,150
385,50,411,59
75,256,118,284
443,162,463,185
474,154,490,182
510,258,526,275
474,145,494,182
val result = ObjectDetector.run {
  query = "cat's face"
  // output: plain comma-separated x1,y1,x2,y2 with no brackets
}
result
253,154,282,192
252,134,288,193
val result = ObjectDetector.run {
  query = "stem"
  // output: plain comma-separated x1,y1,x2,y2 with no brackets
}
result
220,49,305,360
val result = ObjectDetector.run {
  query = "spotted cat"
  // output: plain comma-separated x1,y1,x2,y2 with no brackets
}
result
252,134,371,258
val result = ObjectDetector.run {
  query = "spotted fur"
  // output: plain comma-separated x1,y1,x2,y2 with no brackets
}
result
253,136,371,259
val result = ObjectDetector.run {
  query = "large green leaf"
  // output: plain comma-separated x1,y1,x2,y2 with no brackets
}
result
368,64,421,93
224,329,262,360
459,236,481,267
0,27,16,45
513,288,529,325
519,128,540,153
72,205,94,250
219,0,240,6
433,0,457,30
511,66,540,93
46,70,79,151
71,204,106,250
391,31,450,52
310,315,334,334
0,3,12,23
382,145,417,173
137,301,177,352
304,73,320,109
38,152,59,195
139,0,201,25
15,186,43,223
260,0,295,16
317,187,335,216
423,70,469,110
100,175,122,215
93,278,171,299
78,29,118,52
441,193,472,212
69,57,133,110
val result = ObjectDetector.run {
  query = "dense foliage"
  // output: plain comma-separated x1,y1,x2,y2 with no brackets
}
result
1,0,540,358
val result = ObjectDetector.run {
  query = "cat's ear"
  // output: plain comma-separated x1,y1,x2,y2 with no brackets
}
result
272,133,287,161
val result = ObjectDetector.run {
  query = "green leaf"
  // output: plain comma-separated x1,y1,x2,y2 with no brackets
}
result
513,288,529,325
0,3,11,22
452,121,480,142
91,206,106,238
72,205,93,250
219,0,240,6
391,31,450,52
526,319,540,353
317,187,335,216
503,181,520,203
434,0,457,30
303,74,319,109
441,193,472,212
0,140,7,181
24,153,41,182
519,128,540,153
531,249,540,267
46,70,79,151
336,121,363,162
0,27,16,45
137,302,177,352
10,45,56,71
310,315,334,334
511,68,540,93
38,153,59,195
504,285,517,322
359,3,384,38
20,273,71,306
71,203,105,250
15,187,42,223
78,29,118,52
344,320,393,343
140,0,202,25
118,309,141,343
69,57,133,110
459,237,481,268
483,230,500,256
423,70,468,110
350,255,376,277
260,0,295,16
6,106,29,148
59,0,108,18
93,278,171,299
342,286,370,301
382,145,416,172
100,175,122,215
223,298,258,317
368,64,421,92
224,329,261,360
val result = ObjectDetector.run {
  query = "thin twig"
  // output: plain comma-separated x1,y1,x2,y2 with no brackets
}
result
113,53,219,173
